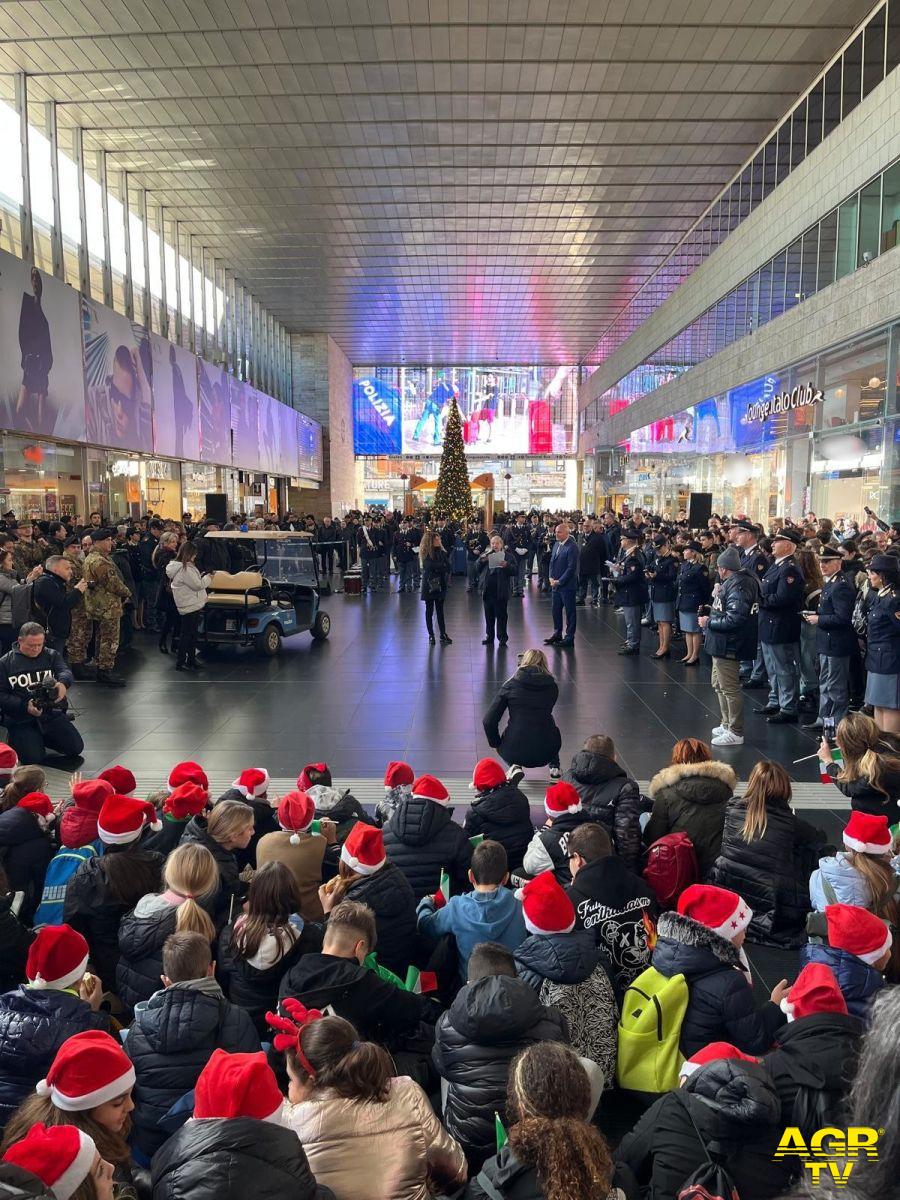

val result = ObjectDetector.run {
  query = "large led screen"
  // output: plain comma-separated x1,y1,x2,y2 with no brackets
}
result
353,365,577,456
297,412,323,480
198,360,232,465
231,377,259,470
258,392,300,478
151,334,199,461
83,298,154,452
0,250,86,441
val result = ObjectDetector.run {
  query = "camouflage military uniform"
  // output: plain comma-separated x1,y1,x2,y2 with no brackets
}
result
64,556,91,665
12,538,45,577
67,549,131,671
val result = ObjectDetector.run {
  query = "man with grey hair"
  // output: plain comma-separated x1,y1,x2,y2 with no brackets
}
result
32,554,88,654
544,522,579,647
476,534,517,646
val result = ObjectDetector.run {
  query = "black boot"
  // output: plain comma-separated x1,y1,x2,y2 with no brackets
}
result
71,662,96,681
97,670,126,688
158,638,169,653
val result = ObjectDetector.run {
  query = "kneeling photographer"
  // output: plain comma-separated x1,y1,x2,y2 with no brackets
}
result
0,621,83,764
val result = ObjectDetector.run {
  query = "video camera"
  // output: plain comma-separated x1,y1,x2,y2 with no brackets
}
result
28,680,64,716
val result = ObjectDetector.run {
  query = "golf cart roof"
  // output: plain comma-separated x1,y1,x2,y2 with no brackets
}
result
204,530,313,539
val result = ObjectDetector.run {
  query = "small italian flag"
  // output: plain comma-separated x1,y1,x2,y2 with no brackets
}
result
495,1113,508,1152
820,747,843,784
309,819,324,835
364,953,405,989
469,834,485,848
436,868,451,904
404,965,439,995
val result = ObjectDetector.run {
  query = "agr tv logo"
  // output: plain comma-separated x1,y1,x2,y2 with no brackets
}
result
774,1126,880,1186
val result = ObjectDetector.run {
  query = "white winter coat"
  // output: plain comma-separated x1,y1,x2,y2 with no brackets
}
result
165,560,212,615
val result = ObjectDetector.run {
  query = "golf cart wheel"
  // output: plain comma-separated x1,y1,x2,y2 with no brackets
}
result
254,625,282,657
311,611,331,640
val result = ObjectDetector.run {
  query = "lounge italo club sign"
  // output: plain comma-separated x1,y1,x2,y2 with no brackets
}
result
747,381,824,423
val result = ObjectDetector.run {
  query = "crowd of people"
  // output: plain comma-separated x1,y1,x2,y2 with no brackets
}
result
0,707,893,1199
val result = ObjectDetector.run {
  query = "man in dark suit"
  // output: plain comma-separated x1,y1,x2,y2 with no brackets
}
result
545,523,579,647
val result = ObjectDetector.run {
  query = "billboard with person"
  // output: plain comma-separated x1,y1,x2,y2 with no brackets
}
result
151,333,199,461
0,250,86,441
198,360,232,465
83,297,154,452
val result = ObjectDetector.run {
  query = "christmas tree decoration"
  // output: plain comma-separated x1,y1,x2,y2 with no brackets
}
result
433,398,472,520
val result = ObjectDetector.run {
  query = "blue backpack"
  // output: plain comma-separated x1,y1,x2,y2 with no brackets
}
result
33,841,102,928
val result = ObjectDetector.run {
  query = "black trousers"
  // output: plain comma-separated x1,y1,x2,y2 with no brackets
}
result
483,595,509,642
6,713,84,765
177,610,202,666
424,597,446,637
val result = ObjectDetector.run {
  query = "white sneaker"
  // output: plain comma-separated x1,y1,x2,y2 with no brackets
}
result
549,766,562,781
711,729,744,746
711,725,725,737
506,764,525,785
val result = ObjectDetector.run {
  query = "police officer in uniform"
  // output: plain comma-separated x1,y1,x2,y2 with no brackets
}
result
66,528,130,688
612,525,648,655
756,527,805,723
731,519,770,687
504,515,531,597
464,520,489,592
0,621,83,764
802,545,856,730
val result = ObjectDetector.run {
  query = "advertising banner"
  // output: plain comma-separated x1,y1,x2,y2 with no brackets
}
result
297,412,323,480
198,360,232,465
352,373,403,454
274,401,299,478
0,250,86,441
151,334,199,461
231,377,260,470
83,297,154,452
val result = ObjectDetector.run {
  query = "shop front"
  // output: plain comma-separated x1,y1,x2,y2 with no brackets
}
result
0,435,86,520
615,321,899,525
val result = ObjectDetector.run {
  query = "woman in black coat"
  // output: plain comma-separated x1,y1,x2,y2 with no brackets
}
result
646,536,678,659
676,542,711,664
482,650,562,775
863,554,900,732
152,534,180,654
710,760,822,947
419,528,452,644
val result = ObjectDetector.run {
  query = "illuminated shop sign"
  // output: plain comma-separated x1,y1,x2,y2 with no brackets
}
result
746,381,824,422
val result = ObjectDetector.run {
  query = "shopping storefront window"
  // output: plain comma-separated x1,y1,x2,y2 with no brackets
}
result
1,435,85,520
821,331,889,427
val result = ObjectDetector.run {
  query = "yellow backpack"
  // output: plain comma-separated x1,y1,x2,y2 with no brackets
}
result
616,965,688,1094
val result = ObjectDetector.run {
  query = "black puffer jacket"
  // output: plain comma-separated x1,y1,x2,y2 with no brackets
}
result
0,987,108,1125
617,1059,789,1200
116,901,179,1016
513,929,600,991
564,750,643,869
217,920,322,1036
382,798,473,901
180,817,244,926
0,1163,54,1200
0,894,32,993
433,975,568,1171
644,760,736,877
463,783,534,872
827,756,900,828
127,983,260,1158
0,808,52,920
763,1011,862,1143
63,851,164,988
150,1116,333,1200
482,668,561,770
305,784,374,845
652,911,785,1057
709,799,822,947
342,861,417,975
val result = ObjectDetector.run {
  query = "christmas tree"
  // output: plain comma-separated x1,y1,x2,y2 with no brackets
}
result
433,397,471,520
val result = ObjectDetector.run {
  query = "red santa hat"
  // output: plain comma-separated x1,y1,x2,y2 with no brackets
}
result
412,774,449,805
298,762,330,790
3,1124,97,1200
231,768,269,800
677,884,753,940
544,781,582,817
194,1050,283,1123
825,903,892,966
781,962,848,1022
679,1042,759,1079
163,782,209,822
36,1031,135,1111
71,778,113,814
17,792,54,821
26,925,89,990
384,760,414,791
515,871,576,936
843,811,893,856
471,758,507,791
0,744,17,775
96,795,161,844
341,822,386,875
98,765,136,796
167,761,208,793
277,790,316,843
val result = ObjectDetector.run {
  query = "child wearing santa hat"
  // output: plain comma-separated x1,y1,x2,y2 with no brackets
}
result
299,762,371,850
255,791,328,923
0,925,108,1127
0,791,55,924
2,1031,137,1192
62,799,164,992
3,1123,113,1200
762,961,863,1142
799,902,892,1019
213,769,279,871
142,782,211,858
374,760,414,828
150,1050,325,1200
462,757,533,872
318,821,416,976
809,810,899,919
382,774,473,901
652,883,788,1057
33,779,114,930
521,781,591,885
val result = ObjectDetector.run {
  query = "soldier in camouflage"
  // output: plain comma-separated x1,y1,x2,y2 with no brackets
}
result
11,520,47,577
66,528,130,688
63,536,92,672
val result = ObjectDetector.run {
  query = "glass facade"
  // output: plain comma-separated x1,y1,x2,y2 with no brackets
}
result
581,153,900,437
582,0,900,369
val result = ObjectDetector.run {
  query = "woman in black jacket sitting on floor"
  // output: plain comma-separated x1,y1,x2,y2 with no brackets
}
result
710,761,822,947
